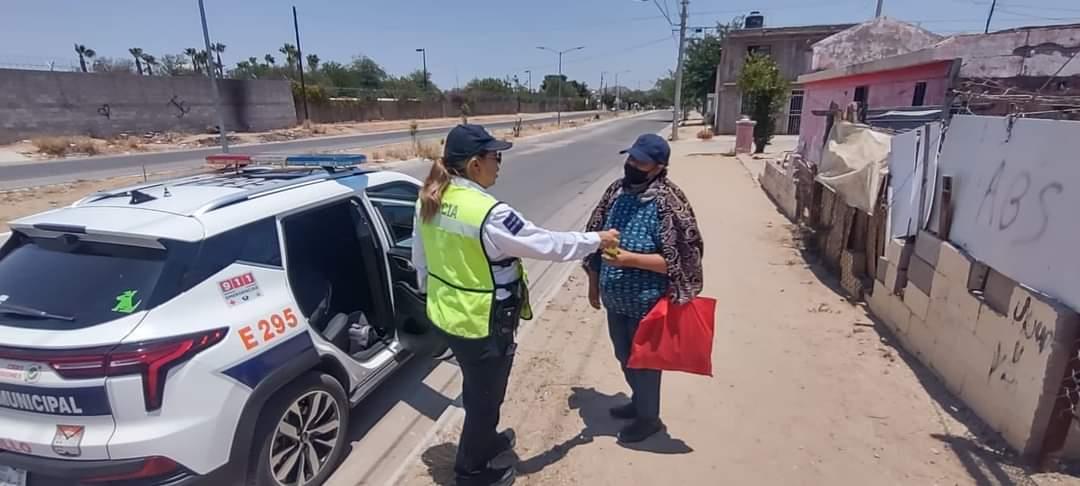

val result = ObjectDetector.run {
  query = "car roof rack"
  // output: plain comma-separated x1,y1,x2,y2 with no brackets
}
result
205,153,368,173
72,172,223,206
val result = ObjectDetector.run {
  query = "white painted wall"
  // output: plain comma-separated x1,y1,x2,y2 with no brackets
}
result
938,115,1080,312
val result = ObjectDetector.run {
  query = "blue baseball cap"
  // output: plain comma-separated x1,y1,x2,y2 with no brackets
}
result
444,124,513,165
620,133,671,165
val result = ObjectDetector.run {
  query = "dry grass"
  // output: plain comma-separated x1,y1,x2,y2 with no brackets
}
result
31,136,101,157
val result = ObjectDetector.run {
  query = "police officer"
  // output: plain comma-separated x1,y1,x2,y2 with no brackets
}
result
412,124,619,486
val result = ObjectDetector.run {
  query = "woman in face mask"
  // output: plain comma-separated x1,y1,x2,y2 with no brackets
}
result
582,133,704,444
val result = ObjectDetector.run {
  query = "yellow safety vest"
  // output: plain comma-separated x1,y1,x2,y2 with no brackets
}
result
418,183,532,339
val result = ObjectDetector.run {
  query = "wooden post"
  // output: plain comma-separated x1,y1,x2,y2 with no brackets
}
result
940,175,954,240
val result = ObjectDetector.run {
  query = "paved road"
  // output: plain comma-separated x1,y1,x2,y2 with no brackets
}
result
0,111,600,190
325,111,672,486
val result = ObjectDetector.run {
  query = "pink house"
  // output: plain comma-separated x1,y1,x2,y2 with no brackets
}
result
796,50,961,163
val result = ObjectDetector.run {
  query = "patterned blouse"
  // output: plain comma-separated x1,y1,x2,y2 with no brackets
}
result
598,194,669,319
585,172,705,307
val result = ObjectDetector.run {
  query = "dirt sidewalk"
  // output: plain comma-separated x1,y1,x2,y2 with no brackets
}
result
400,134,1080,485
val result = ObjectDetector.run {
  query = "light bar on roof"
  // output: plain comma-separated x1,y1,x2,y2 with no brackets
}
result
204,153,365,169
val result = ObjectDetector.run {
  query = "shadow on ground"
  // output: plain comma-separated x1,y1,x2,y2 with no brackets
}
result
516,387,692,475
862,310,1044,486
417,386,692,484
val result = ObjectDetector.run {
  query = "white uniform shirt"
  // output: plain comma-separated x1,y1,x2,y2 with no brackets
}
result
412,177,601,299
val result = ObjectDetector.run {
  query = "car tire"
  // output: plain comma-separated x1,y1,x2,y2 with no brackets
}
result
247,372,350,486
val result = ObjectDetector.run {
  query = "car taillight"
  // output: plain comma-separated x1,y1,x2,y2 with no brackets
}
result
7,328,226,412
83,456,180,483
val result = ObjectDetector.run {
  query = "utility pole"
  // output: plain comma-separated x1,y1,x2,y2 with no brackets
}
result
525,70,532,93
984,0,997,33
875,0,884,17
416,48,428,91
538,46,585,125
600,71,606,110
671,0,689,141
198,0,228,152
293,6,309,123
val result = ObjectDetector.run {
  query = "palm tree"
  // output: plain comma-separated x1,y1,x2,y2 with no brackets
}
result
184,48,200,73
141,54,158,75
279,43,298,71
306,54,320,73
74,44,96,73
263,54,276,66
194,51,210,76
212,42,226,77
129,47,144,75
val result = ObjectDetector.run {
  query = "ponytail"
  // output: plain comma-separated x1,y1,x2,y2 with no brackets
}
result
420,156,480,221
420,159,452,222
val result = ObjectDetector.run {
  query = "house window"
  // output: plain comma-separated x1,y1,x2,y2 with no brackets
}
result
787,89,804,135
747,45,772,58
912,81,928,106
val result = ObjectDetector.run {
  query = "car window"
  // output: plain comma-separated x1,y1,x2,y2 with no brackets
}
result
371,201,414,248
178,218,282,292
367,182,419,202
0,236,167,330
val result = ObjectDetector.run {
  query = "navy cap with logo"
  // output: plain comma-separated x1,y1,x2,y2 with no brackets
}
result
620,133,671,165
443,124,513,165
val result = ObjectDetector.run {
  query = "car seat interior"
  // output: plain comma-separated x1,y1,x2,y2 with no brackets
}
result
283,201,389,355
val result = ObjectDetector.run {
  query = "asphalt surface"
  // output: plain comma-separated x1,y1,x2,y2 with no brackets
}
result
325,111,673,486
391,111,671,228
0,111,599,190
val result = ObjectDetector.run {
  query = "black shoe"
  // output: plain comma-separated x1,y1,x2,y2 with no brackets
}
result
617,418,665,444
609,402,637,420
456,465,516,486
492,429,516,456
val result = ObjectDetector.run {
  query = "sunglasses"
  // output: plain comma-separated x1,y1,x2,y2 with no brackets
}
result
481,151,503,164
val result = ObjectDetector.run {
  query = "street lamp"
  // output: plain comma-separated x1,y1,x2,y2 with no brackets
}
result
537,45,585,125
415,48,427,91
524,69,532,94
614,70,630,112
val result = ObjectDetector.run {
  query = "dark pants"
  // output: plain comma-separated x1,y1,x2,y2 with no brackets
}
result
440,326,516,475
607,311,662,418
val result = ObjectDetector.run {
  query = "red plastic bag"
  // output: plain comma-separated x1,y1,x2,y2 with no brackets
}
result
627,296,716,376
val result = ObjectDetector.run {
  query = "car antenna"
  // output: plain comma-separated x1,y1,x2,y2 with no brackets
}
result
163,186,172,198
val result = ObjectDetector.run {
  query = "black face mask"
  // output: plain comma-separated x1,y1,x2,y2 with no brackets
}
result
624,163,654,185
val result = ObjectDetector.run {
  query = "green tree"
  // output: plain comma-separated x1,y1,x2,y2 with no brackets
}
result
279,43,299,72
464,77,514,96
74,44,96,73
212,43,226,77
737,54,790,153
129,47,144,75
184,48,201,74
159,54,187,76
141,53,157,75
305,54,320,73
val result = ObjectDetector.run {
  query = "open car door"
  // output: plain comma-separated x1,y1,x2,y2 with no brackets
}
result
365,186,446,357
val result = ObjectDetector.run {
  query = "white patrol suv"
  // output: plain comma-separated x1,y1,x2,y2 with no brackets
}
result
0,154,445,486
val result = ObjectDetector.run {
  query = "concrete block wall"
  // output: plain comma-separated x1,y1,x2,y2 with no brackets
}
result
867,230,1080,458
0,68,296,143
758,160,798,221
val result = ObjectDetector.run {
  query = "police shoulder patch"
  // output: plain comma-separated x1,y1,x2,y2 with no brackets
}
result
502,212,525,235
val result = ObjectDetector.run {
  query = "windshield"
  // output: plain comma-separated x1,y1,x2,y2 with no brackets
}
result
0,236,168,330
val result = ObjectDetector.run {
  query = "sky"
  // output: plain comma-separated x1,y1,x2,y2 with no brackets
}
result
2,0,1079,92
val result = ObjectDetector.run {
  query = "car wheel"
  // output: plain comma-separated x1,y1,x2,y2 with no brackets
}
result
248,372,350,486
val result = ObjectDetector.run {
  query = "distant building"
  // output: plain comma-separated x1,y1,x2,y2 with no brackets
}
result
795,21,1080,164
712,16,854,135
